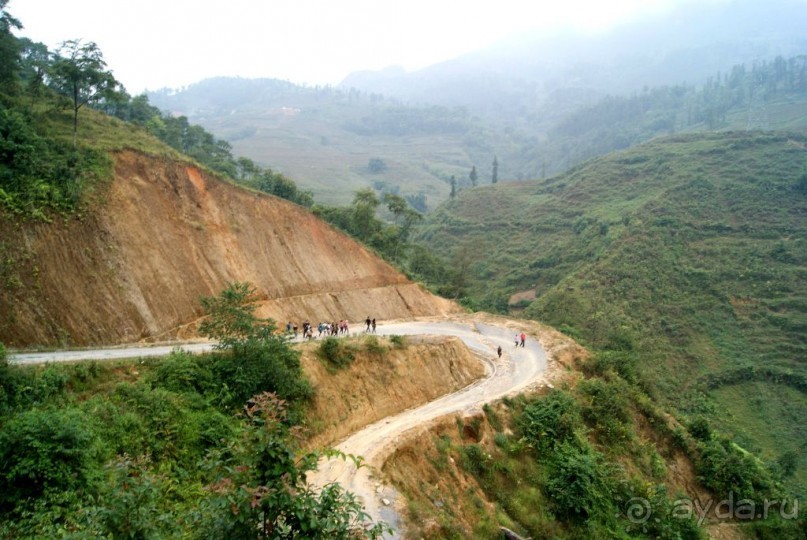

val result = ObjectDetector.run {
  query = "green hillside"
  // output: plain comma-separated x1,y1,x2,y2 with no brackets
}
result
416,130,807,491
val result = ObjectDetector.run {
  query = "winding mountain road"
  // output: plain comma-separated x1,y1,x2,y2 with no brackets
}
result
8,318,550,538
310,319,550,538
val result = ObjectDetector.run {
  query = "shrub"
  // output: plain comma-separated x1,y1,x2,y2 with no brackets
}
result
110,383,201,463
544,441,615,523
212,341,312,412
0,407,99,507
461,443,490,478
519,390,583,450
317,337,355,369
584,350,639,383
578,378,632,445
25,364,69,406
363,334,386,354
200,283,313,411
195,393,390,538
687,416,712,442
696,439,773,500
149,350,214,394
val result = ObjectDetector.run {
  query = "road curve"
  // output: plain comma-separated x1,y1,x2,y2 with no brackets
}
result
309,319,549,538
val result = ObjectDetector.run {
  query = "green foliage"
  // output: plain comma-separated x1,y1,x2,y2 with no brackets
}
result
519,390,583,451
584,350,639,383
0,1,21,94
417,130,807,493
461,443,491,478
0,103,110,216
0,294,381,537
199,282,273,350
695,438,775,500
90,456,172,538
314,187,426,267
578,378,632,446
249,167,314,207
48,39,121,145
622,484,703,539
544,441,615,523
0,406,99,508
687,416,712,442
317,336,355,369
796,169,807,195
0,29,314,212
148,350,214,395
196,393,390,539
211,337,312,411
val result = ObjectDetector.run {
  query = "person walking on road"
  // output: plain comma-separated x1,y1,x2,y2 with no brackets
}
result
365,316,371,333
497,345,502,359
520,332,526,348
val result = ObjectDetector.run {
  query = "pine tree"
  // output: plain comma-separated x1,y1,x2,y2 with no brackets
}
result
492,156,499,184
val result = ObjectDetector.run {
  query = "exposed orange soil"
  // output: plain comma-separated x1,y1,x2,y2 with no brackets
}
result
0,151,459,347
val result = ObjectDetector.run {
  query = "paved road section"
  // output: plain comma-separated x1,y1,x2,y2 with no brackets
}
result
9,342,215,365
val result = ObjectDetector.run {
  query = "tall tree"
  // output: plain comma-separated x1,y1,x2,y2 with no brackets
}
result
450,175,457,198
350,188,380,240
469,165,478,187
491,155,499,184
0,0,22,92
18,38,49,103
48,40,121,145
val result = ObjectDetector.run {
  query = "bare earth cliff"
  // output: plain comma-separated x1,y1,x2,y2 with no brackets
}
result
0,151,458,347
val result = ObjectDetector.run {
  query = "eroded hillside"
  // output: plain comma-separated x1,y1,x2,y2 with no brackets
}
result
0,151,458,347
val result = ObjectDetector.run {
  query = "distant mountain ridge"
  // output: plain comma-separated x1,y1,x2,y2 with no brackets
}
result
147,0,807,207
340,0,807,115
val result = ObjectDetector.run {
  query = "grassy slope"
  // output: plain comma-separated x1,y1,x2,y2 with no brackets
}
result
415,130,807,492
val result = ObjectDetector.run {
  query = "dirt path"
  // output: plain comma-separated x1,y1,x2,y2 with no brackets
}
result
309,318,550,538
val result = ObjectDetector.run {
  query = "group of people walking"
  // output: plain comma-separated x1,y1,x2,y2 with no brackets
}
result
284,317,378,340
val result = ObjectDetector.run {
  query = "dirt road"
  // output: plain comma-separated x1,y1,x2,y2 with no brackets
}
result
309,318,549,538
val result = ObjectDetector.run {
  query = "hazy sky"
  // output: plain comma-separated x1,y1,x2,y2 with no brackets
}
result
11,0,718,94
